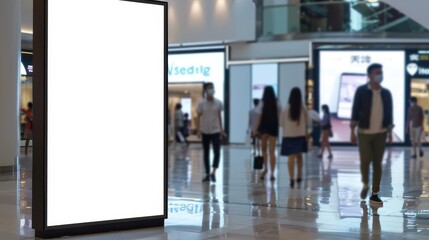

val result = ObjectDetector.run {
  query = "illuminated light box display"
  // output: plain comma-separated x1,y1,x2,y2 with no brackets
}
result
33,0,167,238
168,52,225,102
407,49,429,143
168,51,226,131
318,50,405,143
251,63,278,100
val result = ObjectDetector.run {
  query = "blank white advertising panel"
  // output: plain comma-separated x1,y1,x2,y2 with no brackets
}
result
47,0,165,226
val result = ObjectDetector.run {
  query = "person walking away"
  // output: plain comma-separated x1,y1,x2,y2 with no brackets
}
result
254,86,281,181
196,82,226,182
248,98,260,154
318,104,333,159
175,103,185,143
350,63,394,205
183,113,190,146
280,88,309,188
24,102,33,155
406,97,424,158
308,107,321,148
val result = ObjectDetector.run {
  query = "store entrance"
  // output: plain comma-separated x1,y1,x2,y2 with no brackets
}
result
411,79,429,142
20,52,33,148
168,82,204,143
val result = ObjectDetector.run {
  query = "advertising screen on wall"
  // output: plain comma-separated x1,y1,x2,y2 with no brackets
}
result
252,63,278,100
168,52,225,102
318,50,405,143
33,0,166,236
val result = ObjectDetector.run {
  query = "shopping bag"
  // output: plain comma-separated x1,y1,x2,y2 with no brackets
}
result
253,155,263,170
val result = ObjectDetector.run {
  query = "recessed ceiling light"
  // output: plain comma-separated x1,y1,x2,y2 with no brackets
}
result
21,29,33,34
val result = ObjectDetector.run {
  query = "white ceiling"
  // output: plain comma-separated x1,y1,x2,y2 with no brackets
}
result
21,0,33,33
21,0,33,50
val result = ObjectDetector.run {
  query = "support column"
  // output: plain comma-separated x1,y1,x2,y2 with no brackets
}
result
0,0,21,170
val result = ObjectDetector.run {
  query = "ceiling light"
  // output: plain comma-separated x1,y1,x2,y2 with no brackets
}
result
21,29,33,34
367,0,379,3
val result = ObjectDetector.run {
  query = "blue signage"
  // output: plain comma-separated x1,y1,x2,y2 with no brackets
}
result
168,64,211,77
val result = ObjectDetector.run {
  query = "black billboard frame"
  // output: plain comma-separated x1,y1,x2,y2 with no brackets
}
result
33,0,168,238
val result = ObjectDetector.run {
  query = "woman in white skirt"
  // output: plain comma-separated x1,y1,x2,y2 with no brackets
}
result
280,88,309,188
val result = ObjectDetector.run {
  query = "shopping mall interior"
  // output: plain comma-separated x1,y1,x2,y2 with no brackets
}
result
1,0,429,239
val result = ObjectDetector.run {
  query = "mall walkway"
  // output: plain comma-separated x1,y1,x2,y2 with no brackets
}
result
1,144,429,239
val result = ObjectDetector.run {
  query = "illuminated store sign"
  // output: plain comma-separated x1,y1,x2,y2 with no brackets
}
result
168,64,211,77
21,52,33,76
20,62,27,76
406,50,429,76
168,52,225,101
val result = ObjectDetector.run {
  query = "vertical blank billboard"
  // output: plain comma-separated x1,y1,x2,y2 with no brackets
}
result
34,0,167,237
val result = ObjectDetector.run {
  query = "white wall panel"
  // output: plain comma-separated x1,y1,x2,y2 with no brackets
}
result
167,0,255,44
279,63,306,109
229,65,251,144
230,41,310,60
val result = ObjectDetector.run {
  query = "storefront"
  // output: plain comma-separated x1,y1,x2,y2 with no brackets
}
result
312,42,429,145
168,48,226,142
21,51,33,141
406,49,429,142
228,61,307,144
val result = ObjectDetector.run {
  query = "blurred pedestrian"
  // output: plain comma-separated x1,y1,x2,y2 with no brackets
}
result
196,82,226,182
280,88,308,188
24,102,33,155
406,97,424,158
254,86,281,181
318,104,333,159
350,63,394,205
248,98,260,154
175,103,185,143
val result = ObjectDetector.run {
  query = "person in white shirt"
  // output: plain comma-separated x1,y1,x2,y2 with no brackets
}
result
196,82,226,183
248,98,260,154
280,87,309,188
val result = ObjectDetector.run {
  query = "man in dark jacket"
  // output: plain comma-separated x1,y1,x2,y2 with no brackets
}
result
350,63,394,205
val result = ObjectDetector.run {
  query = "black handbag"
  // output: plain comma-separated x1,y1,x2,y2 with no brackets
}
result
253,138,263,170
254,155,263,170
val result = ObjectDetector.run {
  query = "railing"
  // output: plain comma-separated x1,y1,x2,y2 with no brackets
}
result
259,0,429,38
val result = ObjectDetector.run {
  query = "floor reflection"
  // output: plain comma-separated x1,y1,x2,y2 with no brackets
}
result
0,145,428,239
360,202,382,240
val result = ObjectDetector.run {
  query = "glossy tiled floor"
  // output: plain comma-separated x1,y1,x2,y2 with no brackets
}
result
1,144,429,239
